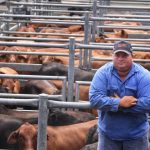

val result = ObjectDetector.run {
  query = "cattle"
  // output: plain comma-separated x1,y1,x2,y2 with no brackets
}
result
37,62,94,81
20,80,60,95
0,67,20,94
0,114,39,149
0,104,96,125
48,109,96,126
0,105,38,120
7,119,98,150
15,25,36,37
85,124,98,144
0,46,40,64
0,106,96,149
80,142,98,150
80,124,98,150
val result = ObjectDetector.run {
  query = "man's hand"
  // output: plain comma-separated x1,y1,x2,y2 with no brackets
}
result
119,96,137,108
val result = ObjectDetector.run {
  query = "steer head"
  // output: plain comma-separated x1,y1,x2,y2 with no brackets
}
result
0,67,20,93
7,122,37,150
0,46,35,64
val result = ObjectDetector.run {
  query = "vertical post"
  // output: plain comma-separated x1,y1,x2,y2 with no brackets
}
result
92,0,97,42
5,0,10,32
62,77,67,102
98,0,105,35
89,0,97,69
83,12,90,69
37,94,48,150
67,37,75,102
106,0,110,5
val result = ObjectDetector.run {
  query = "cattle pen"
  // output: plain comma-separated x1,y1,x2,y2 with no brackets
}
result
0,0,150,150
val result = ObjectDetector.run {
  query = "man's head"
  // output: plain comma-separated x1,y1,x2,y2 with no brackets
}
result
113,41,133,75
113,40,133,55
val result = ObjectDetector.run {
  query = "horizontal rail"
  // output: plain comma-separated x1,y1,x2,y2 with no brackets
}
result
91,17,150,22
104,14,150,19
91,57,150,63
1,31,84,37
0,93,62,101
9,1,92,8
0,74,66,80
0,14,83,20
97,25,150,30
97,5,150,10
0,41,68,48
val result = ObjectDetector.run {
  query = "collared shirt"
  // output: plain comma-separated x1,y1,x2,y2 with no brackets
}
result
89,62,150,140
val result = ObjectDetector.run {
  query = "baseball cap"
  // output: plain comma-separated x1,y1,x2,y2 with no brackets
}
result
113,40,133,55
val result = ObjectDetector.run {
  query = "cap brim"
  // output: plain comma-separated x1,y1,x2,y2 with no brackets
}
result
113,50,130,55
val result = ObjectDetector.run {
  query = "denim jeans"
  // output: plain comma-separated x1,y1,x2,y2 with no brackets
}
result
97,130,149,150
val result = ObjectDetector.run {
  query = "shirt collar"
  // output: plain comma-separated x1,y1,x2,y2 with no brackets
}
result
112,63,138,81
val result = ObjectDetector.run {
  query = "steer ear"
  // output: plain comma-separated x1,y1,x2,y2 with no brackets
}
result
7,130,19,144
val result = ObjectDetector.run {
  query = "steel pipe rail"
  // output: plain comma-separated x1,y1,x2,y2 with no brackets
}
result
47,99,91,109
104,38,150,42
31,9,92,14
76,43,150,52
0,14,83,20
1,31,84,37
0,98,38,107
97,25,150,30
0,19,85,25
9,1,92,8
104,14,150,19
91,17,150,22
97,5,150,10
0,97,91,109
0,41,68,48
76,81,91,85
0,93,62,100
90,42,150,48
91,57,150,63
111,1,150,5
0,36,81,42
0,74,66,80
0,51,80,57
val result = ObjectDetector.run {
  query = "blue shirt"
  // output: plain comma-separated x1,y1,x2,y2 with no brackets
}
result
89,62,150,140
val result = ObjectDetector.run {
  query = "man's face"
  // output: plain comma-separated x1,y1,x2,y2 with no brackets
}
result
113,52,133,72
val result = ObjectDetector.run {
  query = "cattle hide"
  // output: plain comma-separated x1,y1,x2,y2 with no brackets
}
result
8,119,98,150
20,80,60,95
0,104,96,124
48,109,96,126
38,62,94,81
0,108,96,149
80,142,98,150
0,114,39,149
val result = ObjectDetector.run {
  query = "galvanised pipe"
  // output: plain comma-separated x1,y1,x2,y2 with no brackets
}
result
9,1,92,8
1,31,84,37
37,94,48,150
0,93,63,101
0,41,68,48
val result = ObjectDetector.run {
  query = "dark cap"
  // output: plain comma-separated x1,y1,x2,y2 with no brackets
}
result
113,40,133,55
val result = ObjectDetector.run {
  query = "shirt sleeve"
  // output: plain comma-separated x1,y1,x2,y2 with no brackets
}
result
89,68,121,112
122,73,150,113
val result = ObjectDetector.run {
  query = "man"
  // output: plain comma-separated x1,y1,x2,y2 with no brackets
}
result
89,40,150,150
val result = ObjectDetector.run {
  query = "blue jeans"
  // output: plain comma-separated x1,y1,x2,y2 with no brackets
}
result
97,131,149,150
